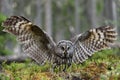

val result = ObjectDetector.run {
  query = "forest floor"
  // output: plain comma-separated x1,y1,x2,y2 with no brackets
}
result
0,49,120,80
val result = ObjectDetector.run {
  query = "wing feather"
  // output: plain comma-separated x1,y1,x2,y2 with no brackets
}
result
2,16,56,65
72,26,117,63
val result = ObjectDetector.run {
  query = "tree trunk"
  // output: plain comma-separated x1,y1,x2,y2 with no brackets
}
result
34,0,42,26
75,0,80,34
0,0,1,11
87,0,98,28
104,0,117,27
45,0,52,36
1,0,13,16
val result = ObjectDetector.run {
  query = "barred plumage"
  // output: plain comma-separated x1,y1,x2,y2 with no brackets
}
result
72,26,117,63
2,16,117,71
2,16,56,65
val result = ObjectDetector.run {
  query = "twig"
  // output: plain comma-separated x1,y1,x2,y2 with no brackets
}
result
0,54,29,64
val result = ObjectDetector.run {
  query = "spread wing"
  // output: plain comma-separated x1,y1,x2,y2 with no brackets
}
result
2,16,56,65
72,26,117,63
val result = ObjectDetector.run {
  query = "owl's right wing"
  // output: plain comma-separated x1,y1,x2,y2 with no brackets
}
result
71,26,117,63
2,16,56,65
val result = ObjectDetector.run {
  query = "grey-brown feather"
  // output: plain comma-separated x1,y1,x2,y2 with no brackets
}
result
72,26,117,63
2,16,56,65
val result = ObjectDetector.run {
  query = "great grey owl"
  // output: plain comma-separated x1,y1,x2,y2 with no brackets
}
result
2,16,117,71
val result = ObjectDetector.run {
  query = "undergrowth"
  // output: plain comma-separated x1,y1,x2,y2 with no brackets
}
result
0,49,120,80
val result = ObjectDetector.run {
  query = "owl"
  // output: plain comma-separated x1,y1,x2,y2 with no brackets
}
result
2,16,117,71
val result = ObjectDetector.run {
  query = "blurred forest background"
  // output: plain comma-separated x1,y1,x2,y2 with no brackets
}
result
0,0,120,58
0,0,120,79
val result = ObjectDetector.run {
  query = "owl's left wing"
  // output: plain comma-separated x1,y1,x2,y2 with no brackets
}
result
2,16,56,65
71,26,117,63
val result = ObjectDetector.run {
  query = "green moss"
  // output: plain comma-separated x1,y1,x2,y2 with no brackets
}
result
1,49,120,80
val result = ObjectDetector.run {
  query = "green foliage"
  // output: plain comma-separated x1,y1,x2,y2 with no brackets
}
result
0,14,6,30
0,74,10,80
1,49,120,80
0,14,16,55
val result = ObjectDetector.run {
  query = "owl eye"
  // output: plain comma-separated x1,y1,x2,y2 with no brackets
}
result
61,46,65,50
67,46,70,50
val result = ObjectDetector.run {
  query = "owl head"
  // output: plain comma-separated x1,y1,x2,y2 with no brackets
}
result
55,40,75,59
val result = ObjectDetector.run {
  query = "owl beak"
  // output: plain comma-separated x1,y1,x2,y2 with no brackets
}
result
64,50,68,56
64,49,67,53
